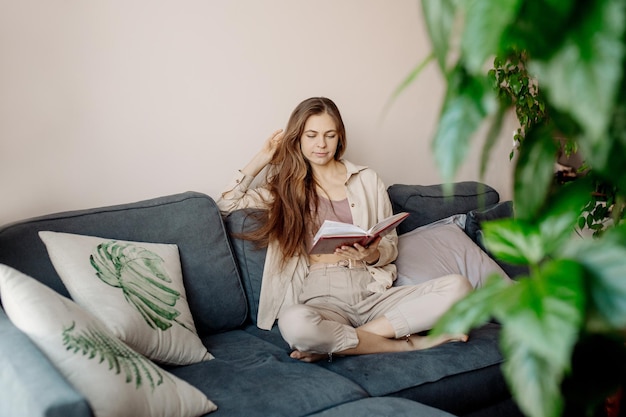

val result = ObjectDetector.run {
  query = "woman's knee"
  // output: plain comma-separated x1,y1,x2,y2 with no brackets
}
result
441,274,473,301
277,304,320,347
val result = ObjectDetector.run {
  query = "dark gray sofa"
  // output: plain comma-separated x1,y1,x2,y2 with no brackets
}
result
0,183,523,417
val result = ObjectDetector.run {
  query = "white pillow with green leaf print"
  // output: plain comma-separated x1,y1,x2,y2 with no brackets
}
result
38,231,213,365
0,264,217,417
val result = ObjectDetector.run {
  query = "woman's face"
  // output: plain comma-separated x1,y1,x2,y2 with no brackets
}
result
300,112,339,167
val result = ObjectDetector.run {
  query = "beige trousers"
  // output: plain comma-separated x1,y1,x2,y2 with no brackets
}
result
277,265,472,354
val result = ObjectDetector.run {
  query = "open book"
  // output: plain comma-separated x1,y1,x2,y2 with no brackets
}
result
309,212,409,255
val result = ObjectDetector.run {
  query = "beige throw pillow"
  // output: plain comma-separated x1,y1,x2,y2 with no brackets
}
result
395,223,512,288
39,231,212,365
0,264,217,417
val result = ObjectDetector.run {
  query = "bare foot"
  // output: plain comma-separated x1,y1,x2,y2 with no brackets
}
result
289,350,328,363
289,333,468,361
405,333,468,351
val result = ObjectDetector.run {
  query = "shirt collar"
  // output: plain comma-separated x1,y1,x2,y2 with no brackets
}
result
340,159,368,180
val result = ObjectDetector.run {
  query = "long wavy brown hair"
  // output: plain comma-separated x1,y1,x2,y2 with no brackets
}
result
246,97,347,264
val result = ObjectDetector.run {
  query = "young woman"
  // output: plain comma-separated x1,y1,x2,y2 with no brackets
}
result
217,97,471,362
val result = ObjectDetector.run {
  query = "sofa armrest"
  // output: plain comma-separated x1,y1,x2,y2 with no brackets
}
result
0,308,92,417
464,201,515,243
465,201,530,279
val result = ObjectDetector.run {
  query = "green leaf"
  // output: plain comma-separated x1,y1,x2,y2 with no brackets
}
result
487,69,497,88
563,223,626,328
513,125,558,220
482,180,590,267
432,66,494,183
421,0,458,71
505,0,575,59
460,0,523,74
501,328,564,417
509,74,521,96
520,113,529,127
601,125,626,195
538,178,593,254
499,260,585,417
433,258,585,417
90,241,190,332
479,104,505,179
505,260,585,367
63,321,168,390
481,218,544,265
381,53,435,121
430,274,513,336
529,0,626,154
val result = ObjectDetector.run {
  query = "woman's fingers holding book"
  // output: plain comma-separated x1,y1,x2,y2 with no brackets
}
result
358,237,381,264
336,237,381,262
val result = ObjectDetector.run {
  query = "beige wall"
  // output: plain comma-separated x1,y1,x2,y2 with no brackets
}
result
0,0,516,226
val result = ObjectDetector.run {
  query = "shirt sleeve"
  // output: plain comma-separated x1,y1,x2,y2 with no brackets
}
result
369,174,398,268
216,170,272,215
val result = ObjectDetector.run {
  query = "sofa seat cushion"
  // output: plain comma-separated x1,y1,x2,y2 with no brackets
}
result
320,324,504,396
165,330,368,417
0,192,247,335
305,397,456,417
245,323,508,416
323,323,508,415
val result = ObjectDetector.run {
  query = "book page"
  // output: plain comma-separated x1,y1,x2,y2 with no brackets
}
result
312,221,365,240
366,212,410,236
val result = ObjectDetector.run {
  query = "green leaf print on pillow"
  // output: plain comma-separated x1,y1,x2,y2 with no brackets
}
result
62,321,170,390
89,241,192,332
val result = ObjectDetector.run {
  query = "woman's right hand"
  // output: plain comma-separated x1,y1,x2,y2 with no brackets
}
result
261,129,285,159
241,129,285,178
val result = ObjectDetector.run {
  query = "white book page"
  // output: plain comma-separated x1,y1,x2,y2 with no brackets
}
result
312,221,365,241
367,212,409,235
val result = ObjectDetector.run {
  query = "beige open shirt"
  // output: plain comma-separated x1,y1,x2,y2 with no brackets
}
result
217,159,399,330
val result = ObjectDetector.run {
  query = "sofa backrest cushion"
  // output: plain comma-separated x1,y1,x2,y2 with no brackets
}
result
223,209,267,325
0,191,247,335
387,181,500,235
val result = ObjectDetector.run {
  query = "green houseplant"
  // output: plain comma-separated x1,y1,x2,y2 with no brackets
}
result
490,48,624,238
489,48,548,160
489,48,585,209
409,1,626,417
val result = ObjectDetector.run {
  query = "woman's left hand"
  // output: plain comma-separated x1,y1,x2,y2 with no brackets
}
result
334,236,381,265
